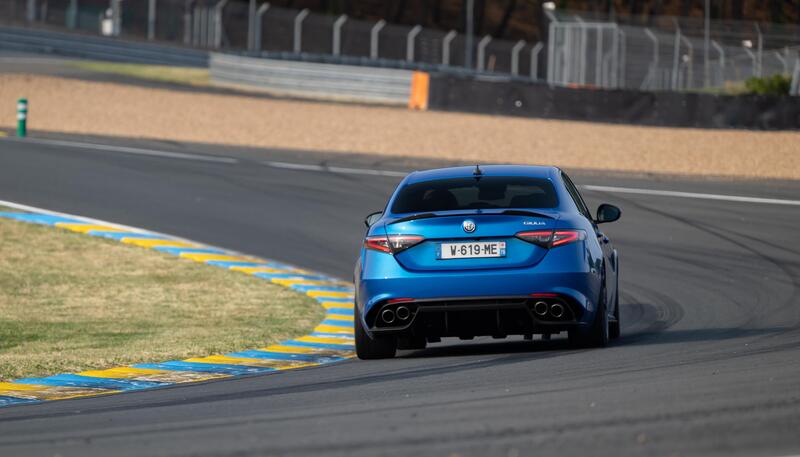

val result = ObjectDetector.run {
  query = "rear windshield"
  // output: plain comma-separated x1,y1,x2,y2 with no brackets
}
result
391,177,558,214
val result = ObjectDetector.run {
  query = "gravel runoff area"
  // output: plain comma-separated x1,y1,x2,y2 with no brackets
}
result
1,73,798,180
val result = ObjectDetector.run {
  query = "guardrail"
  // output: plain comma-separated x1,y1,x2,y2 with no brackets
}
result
429,73,800,129
0,26,208,67
210,52,417,105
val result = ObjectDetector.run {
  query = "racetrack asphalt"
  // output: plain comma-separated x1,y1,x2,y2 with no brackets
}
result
0,135,798,457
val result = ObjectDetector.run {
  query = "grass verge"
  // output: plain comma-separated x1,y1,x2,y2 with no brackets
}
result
70,61,209,87
0,210,323,381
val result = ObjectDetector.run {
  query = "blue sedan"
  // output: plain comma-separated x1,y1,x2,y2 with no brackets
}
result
354,165,621,359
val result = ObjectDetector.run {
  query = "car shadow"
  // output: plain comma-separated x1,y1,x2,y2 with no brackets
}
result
400,337,573,359
398,326,789,359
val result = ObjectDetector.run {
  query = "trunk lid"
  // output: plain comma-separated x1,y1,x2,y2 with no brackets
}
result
384,211,559,271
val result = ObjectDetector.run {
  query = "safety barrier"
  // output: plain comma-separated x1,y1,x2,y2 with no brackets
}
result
0,26,208,67
428,73,800,130
210,52,424,106
4,24,793,126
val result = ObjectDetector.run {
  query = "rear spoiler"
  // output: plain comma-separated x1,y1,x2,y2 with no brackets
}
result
388,209,554,225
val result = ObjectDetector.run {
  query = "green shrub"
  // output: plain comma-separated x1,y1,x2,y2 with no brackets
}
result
744,74,792,96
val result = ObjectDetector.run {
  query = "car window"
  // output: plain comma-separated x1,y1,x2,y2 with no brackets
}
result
391,177,558,214
561,172,592,220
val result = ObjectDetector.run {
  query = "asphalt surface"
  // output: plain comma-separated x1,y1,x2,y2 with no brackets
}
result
0,135,799,457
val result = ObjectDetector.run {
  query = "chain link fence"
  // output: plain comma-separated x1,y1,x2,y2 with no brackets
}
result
2,0,798,94
247,4,531,76
547,8,800,92
0,0,542,78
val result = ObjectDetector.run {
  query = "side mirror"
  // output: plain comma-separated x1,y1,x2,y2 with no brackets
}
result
364,211,383,228
595,204,621,224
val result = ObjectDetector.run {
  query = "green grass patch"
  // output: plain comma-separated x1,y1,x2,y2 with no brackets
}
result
0,212,323,381
744,74,792,96
683,75,793,96
71,61,209,87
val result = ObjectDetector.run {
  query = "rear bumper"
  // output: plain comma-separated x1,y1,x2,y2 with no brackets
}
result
356,244,602,337
365,295,590,338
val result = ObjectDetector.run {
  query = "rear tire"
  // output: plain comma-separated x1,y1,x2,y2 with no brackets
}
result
569,289,609,348
609,288,621,340
355,308,397,359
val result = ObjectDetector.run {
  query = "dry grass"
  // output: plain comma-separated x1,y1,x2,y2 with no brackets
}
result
0,214,323,381
70,61,210,86
1,73,798,180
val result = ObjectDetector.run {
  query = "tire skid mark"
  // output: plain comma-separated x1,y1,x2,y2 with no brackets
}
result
592,190,800,352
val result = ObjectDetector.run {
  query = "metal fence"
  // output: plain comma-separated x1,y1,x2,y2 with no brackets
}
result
792,59,800,96
0,25,208,66
249,5,534,75
1,0,544,78
3,1,799,94
547,9,800,92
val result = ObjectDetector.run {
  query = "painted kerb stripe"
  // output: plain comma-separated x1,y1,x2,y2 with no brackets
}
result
0,202,355,408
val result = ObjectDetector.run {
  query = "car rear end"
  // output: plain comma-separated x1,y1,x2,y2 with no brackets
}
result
355,166,601,342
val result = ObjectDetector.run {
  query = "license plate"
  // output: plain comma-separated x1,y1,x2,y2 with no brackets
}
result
438,241,506,259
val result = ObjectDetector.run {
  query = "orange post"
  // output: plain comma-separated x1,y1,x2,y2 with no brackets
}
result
408,71,430,111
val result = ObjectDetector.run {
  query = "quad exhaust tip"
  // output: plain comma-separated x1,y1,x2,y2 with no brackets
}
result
381,309,396,324
379,304,413,326
550,303,565,319
532,299,568,319
396,306,411,321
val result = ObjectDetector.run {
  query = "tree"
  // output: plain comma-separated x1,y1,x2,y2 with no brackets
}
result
680,0,691,17
494,0,517,38
392,0,408,23
731,0,744,20
475,0,486,35
768,0,783,23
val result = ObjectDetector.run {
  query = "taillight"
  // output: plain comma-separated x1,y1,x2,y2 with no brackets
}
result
516,230,585,248
551,230,585,247
364,236,392,253
514,230,552,248
364,235,425,254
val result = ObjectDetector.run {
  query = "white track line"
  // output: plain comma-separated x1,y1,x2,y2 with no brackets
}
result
5,136,796,207
0,198,257,260
582,184,800,206
265,161,799,207
2,137,239,164
264,161,407,177
0,56,77,64
0,199,155,233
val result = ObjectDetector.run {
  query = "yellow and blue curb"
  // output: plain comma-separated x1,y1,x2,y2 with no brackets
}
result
0,210,356,408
